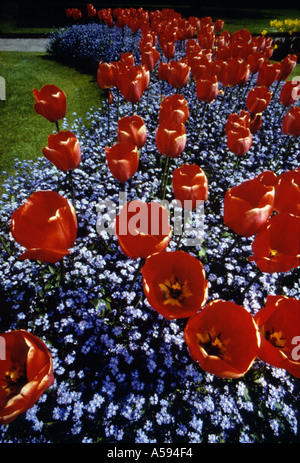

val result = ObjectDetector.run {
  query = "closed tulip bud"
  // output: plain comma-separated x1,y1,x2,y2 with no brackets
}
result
282,106,300,136
257,60,281,87
280,80,300,107
115,200,172,259
166,60,191,89
277,54,298,81
117,115,147,149
246,86,272,114
42,131,81,172
196,74,219,103
33,84,66,123
141,46,160,71
158,94,189,125
227,126,252,156
105,141,139,183
97,61,117,89
274,169,300,216
160,40,176,60
224,174,275,237
156,120,186,158
172,164,208,210
11,191,77,263
247,52,265,74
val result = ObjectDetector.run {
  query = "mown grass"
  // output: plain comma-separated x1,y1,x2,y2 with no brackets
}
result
0,51,102,192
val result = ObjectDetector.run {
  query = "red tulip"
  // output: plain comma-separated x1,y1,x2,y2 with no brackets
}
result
257,61,281,87
274,169,300,216
280,80,300,107
33,84,66,123
158,62,170,82
118,65,150,104
141,251,208,320
117,115,147,149
172,164,208,210
0,330,54,424
220,58,250,87
42,131,81,172
158,94,189,125
166,60,191,89
71,8,82,21
160,39,176,60
246,52,265,74
227,126,252,156
105,141,139,183
196,74,219,103
11,191,77,263
249,113,263,134
225,110,250,134
223,174,275,237
120,52,135,67
282,106,300,136
87,3,96,18
97,61,117,89
156,121,186,158
249,212,300,273
184,300,260,379
197,30,215,49
254,295,300,378
246,86,272,114
115,200,172,259
214,19,224,33
277,54,298,81
190,54,212,80
141,46,160,71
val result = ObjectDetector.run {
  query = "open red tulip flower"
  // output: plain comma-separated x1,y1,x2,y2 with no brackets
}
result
166,60,191,89
249,212,300,273
246,86,272,115
196,74,219,104
42,131,81,172
280,80,300,107
141,251,208,320
115,200,172,259
254,295,300,378
158,94,189,125
173,164,208,211
246,52,265,74
156,120,186,158
11,191,77,263
227,126,252,156
223,174,275,237
105,141,139,183
282,106,300,136
184,300,261,379
0,330,54,424
33,84,66,123
117,115,147,149
274,169,300,216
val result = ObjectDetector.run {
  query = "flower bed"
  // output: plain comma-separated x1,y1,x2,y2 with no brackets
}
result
0,9,300,443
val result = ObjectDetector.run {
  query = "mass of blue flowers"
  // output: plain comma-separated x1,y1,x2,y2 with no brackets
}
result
0,21,299,443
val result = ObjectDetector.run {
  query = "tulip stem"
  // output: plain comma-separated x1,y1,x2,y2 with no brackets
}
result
60,258,66,287
176,230,184,251
68,170,76,211
129,258,145,292
107,97,110,138
241,270,262,298
55,121,60,133
160,156,171,201
221,233,242,261
199,101,208,135
0,235,12,256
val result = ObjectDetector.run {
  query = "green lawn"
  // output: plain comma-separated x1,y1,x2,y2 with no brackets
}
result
0,51,102,192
